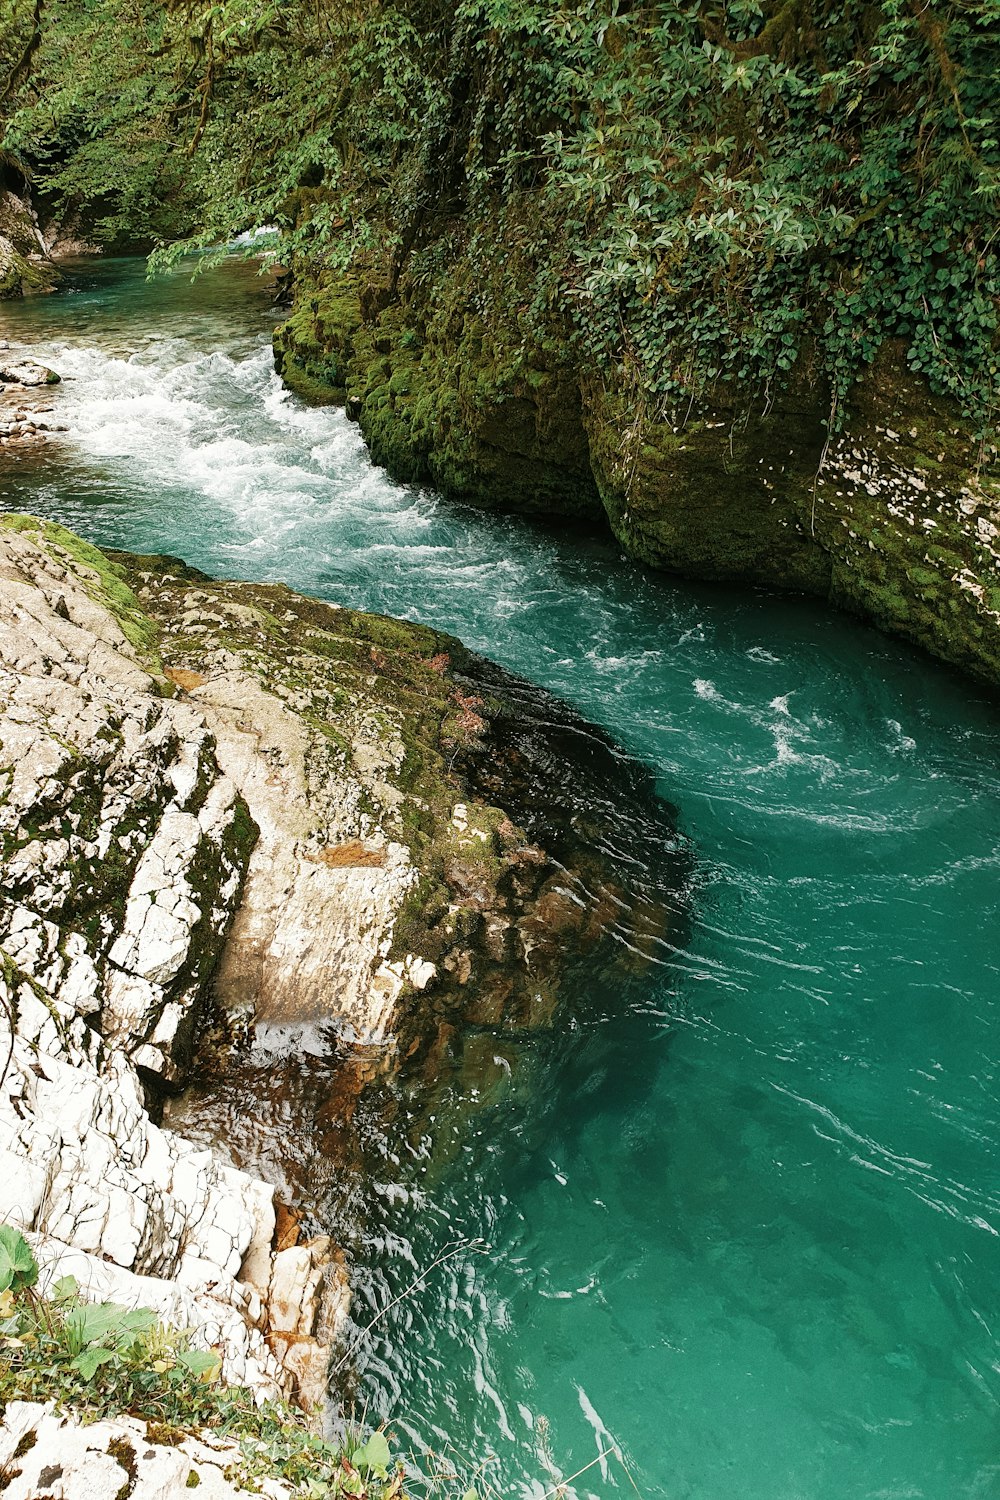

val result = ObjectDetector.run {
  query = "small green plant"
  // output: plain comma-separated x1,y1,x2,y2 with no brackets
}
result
0,1225,409,1496
0,1254,224,1418
0,1225,38,1296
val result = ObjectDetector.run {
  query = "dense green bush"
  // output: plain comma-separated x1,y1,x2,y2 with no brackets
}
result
3,0,997,427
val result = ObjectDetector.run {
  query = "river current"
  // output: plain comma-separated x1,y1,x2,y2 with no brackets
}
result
3,258,1000,1500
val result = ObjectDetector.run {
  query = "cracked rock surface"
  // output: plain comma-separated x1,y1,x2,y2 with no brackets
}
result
0,509,687,1465
0,512,609,1417
0,515,462,1406
0,1400,296,1499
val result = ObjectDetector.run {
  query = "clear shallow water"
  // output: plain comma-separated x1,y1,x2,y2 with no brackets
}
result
4,260,1000,1499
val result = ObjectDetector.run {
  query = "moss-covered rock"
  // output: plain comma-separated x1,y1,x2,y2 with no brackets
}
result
272,274,363,404
813,349,1000,686
275,256,601,520
587,347,1000,686
0,187,59,297
0,235,58,299
276,264,1000,686
583,365,833,594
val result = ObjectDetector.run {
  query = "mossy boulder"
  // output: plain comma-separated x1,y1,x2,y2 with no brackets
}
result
0,234,58,299
583,365,833,594
275,256,601,520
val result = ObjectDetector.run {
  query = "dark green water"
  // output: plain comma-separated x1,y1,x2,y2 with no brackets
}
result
4,260,1000,1499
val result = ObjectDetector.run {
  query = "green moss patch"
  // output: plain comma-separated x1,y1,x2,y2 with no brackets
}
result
1,514,161,667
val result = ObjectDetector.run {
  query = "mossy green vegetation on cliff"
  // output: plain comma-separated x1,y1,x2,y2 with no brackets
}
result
1,514,161,661
5,0,997,432
2,0,999,682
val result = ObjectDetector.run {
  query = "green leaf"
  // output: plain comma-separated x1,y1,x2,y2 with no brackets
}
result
0,1226,38,1293
354,1431,391,1477
118,1308,157,1334
177,1347,222,1380
72,1345,116,1381
65,1300,130,1347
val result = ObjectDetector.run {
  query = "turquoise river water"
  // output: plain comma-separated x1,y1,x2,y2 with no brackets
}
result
3,258,1000,1500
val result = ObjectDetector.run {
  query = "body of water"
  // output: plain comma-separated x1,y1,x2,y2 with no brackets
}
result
3,259,1000,1499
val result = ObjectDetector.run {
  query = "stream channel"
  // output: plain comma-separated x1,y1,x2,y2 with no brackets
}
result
2,256,1000,1500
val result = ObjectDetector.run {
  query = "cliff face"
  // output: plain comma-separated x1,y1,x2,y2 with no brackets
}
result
589,348,1000,686
275,269,1000,690
274,267,601,523
0,517,338,1409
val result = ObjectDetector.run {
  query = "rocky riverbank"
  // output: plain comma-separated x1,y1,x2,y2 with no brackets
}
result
0,517,348,1414
0,513,687,1472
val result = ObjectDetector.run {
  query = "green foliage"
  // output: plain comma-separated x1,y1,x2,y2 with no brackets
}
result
0,0,42,120
0,1227,407,1496
0,1262,227,1422
0,1224,38,1294
3,0,997,424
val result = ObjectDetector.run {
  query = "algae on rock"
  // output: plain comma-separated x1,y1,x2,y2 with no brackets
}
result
275,253,601,522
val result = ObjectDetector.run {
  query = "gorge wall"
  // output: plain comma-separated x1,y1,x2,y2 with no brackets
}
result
5,0,996,688
275,266,1000,692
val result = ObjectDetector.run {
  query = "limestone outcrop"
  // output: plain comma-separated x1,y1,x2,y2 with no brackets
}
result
0,516,347,1405
1,512,670,1418
0,1400,297,1499
587,348,1000,688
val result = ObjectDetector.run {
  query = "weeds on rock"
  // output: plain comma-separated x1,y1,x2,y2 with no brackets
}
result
0,1226,409,1497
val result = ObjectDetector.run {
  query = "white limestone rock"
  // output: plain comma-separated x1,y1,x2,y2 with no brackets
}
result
0,1402,294,1500
0,520,358,1405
